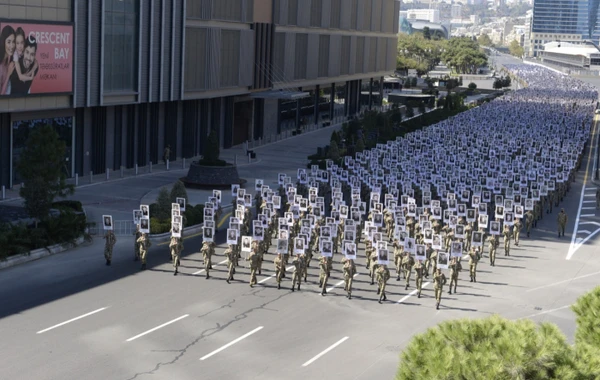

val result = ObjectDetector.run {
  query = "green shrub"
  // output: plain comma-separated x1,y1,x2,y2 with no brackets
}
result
155,187,171,220
170,180,189,205
184,204,205,227
150,217,171,234
0,210,89,259
468,82,477,90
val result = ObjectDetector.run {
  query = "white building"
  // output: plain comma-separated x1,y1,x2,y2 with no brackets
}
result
539,41,600,71
400,9,441,24
451,4,462,19
524,9,533,57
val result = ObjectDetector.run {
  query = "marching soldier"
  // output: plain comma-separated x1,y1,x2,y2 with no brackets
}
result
487,234,498,266
557,209,568,237
274,252,284,289
201,241,214,279
433,268,447,310
248,248,260,287
468,247,480,283
169,236,183,275
403,251,415,290
503,224,511,256
513,218,522,246
448,257,460,295
413,259,425,298
393,240,403,281
103,229,116,266
292,254,306,292
134,224,142,261
425,244,437,277
225,244,236,284
376,264,391,303
137,232,151,270
319,256,330,296
525,210,534,238
343,258,356,299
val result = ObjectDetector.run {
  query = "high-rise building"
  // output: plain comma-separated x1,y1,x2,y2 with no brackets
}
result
451,4,462,19
400,9,440,24
530,0,600,57
0,0,400,189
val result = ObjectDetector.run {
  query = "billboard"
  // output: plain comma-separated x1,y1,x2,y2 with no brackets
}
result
0,21,73,96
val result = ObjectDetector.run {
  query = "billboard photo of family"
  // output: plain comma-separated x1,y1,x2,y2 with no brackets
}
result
0,21,73,96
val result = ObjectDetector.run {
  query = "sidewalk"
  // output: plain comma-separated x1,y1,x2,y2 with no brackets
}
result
1,120,345,235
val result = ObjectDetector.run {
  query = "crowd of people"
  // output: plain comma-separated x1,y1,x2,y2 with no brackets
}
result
106,64,599,309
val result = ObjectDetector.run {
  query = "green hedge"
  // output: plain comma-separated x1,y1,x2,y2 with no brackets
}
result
0,210,90,259
149,204,205,234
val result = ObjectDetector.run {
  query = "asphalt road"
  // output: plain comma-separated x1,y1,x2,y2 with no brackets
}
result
1,95,600,380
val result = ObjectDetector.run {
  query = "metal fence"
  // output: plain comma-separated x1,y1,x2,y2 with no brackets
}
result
89,220,135,236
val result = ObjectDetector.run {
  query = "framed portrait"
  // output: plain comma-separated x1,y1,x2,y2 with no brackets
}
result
490,221,501,235
415,244,426,261
103,215,113,231
227,228,238,245
203,226,214,242
344,242,357,260
432,234,442,250
253,220,264,241
294,237,306,254
231,184,240,197
173,215,182,225
140,204,150,217
466,209,476,222
437,251,449,269
176,197,186,211
455,224,465,239
241,236,253,252
133,210,142,225
478,214,488,228
140,217,150,234
255,179,264,192
277,238,288,253
472,231,483,247
212,190,222,204
450,241,463,257
377,249,389,265
524,198,534,211
172,222,182,238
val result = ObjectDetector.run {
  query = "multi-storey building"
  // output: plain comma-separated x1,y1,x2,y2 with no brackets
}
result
0,0,400,189
530,0,600,57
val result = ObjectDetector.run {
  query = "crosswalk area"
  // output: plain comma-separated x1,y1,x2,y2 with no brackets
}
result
568,186,600,259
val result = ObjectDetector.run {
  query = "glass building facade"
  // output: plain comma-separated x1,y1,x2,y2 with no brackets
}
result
532,0,600,42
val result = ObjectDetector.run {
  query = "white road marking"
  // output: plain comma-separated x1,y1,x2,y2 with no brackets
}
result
397,282,431,304
584,194,595,197
199,326,264,360
301,336,349,367
519,305,572,319
258,266,294,284
37,307,107,334
583,200,596,203
526,270,600,292
193,259,228,275
582,207,597,210
126,314,189,342
580,230,591,235
580,221,600,227
580,214,596,217
326,273,359,292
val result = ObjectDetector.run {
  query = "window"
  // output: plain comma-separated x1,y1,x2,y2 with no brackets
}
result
221,30,241,87
318,35,330,77
288,0,298,25
295,34,308,80
311,0,322,27
104,0,139,92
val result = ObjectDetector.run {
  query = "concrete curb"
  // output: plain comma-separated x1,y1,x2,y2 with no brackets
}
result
0,236,85,270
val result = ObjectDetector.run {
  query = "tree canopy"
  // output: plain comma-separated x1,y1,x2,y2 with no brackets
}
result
397,34,445,75
396,315,580,380
441,37,488,74
509,39,525,58
477,34,493,47
17,124,74,224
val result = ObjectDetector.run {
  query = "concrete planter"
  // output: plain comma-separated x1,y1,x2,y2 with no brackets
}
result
0,236,85,270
